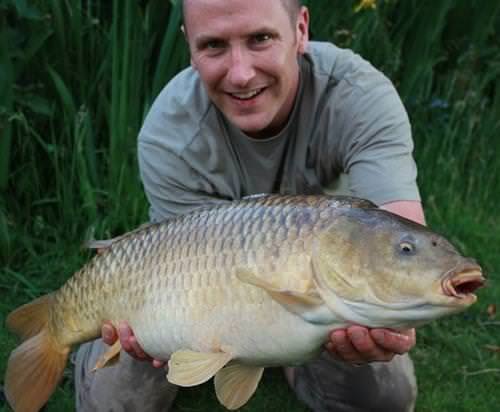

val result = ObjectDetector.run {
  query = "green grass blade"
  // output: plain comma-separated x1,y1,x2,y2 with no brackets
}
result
3,268,41,299
152,0,187,98
0,18,14,191
47,65,77,118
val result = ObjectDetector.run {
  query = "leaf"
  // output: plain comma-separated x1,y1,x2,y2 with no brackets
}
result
487,304,496,319
0,23,13,191
14,93,54,117
19,27,53,66
13,0,44,20
47,65,76,117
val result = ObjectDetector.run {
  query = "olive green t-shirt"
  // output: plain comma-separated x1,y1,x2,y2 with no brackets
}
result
138,41,420,222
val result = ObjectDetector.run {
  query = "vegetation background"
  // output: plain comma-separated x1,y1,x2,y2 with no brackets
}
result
1,0,499,410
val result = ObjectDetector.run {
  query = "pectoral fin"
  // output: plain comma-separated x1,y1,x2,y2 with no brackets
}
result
214,363,264,410
236,268,333,324
167,350,232,387
92,340,121,371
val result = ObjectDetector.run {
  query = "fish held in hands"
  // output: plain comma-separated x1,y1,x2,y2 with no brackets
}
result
4,195,485,411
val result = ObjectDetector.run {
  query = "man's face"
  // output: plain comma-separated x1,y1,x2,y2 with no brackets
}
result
184,0,309,138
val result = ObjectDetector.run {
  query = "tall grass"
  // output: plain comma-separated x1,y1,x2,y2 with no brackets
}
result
0,0,189,266
0,30,13,193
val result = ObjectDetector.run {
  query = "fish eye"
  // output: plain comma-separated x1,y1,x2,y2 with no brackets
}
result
399,241,415,255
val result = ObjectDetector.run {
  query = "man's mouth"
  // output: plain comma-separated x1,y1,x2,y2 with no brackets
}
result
228,87,266,101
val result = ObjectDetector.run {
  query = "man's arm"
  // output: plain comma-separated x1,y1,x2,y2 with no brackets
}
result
381,200,426,225
326,200,424,364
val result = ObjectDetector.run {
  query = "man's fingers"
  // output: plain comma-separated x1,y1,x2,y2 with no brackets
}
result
118,322,149,359
129,335,150,360
328,330,362,363
118,322,134,353
101,322,118,345
111,321,166,366
370,328,416,355
152,359,167,368
328,326,415,365
347,327,394,362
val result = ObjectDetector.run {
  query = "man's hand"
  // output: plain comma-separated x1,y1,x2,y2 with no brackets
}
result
326,326,416,364
101,321,166,368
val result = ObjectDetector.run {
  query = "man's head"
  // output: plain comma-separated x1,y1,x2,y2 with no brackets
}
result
182,0,309,138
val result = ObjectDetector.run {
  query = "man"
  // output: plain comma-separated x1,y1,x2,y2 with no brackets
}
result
75,0,424,410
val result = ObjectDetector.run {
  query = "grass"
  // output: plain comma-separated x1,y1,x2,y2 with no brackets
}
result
1,1,500,411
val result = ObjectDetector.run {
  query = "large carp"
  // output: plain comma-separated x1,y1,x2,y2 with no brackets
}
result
5,195,484,411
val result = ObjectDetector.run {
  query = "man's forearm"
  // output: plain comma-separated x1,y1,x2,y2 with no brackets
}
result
380,200,426,225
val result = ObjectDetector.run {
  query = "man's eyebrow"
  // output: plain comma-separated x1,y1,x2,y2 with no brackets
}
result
247,26,279,37
194,34,222,48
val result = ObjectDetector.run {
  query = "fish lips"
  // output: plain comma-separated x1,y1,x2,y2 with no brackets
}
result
441,263,486,305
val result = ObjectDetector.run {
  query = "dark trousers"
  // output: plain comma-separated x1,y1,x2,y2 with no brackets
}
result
74,339,416,412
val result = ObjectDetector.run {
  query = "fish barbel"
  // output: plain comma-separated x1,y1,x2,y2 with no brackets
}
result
4,195,485,411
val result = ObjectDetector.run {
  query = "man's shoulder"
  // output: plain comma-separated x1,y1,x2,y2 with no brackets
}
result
156,66,210,118
139,67,214,155
305,41,391,92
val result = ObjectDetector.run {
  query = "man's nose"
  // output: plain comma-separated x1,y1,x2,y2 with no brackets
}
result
226,47,255,88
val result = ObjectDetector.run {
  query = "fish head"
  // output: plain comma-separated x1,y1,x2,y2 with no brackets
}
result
312,207,485,328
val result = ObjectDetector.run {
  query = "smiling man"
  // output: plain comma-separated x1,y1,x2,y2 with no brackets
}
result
74,0,423,411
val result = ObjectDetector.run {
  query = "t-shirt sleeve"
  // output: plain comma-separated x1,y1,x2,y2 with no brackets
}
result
334,71,421,205
138,140,225,222
138,81,228,222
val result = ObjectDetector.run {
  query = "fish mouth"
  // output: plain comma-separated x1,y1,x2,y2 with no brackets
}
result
441,265,485,304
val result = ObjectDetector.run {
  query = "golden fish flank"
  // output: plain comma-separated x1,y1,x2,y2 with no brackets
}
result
5,195,485,411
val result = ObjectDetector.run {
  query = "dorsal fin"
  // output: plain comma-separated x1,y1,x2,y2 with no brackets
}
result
241,193,270,200
84,222,160,250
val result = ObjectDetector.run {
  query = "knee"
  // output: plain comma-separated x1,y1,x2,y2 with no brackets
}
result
291,353,417,412
372,356,417,412
376,382,416,412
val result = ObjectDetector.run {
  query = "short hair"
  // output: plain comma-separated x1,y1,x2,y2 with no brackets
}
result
182,0,302,29
281,0,301,24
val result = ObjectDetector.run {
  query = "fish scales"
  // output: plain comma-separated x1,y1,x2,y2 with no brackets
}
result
48,196,324,349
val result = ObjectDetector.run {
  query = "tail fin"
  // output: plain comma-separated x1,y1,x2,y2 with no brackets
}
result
6,294,54,340
5,295,70,412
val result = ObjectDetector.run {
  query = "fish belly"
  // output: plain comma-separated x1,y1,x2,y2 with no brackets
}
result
127,286,331,367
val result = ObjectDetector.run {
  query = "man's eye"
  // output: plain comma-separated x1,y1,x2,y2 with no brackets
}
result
198,39,225,51
206,40,224,49
252,33,273,44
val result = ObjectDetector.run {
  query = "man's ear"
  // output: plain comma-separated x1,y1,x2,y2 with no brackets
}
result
296,6,310,54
